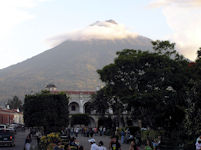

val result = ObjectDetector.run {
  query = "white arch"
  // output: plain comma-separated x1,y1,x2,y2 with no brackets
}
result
69,102,80,114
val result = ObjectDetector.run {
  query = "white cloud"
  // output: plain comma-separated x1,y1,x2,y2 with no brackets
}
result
150,0,201,60
46,20,139,47
150,0,201,8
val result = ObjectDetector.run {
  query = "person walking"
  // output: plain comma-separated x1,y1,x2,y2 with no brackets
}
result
129,137,137,150
120,130,125,144
24,135,31,150
68,137,79,150
98,141,107,150
79,145,84,150
90,128,94,137
145,140,152,150
75,127,79,137
36,130,42,146
109,136,121,150
88,139,99,150
196,139,201,150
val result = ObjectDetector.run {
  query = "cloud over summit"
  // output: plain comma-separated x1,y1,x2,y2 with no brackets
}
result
47,20,138,47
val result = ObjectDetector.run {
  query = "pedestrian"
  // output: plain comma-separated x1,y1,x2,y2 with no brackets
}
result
79,145,84,150
129,136,137,150
145,140,152,150
75,127,79,137
109,136,121,150
88,138,99,150
24,135,31,150
68,137,79,150
120,129,125,144
98,141,107,150
87,128,90,137
70,128,74,136
90,128,94,137
197,136,201,144
152,139,159,150
36,130,42,145
196,139,201,150
103,128,106,135
135,136,141,150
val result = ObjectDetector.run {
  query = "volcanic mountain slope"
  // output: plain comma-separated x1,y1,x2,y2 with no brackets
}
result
0,20,153,103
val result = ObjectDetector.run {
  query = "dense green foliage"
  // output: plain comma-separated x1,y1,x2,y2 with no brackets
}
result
6,96,23,111
97,41,188,131
94,40,201,143
70,114,90,126
91,88,110,116
98,116,113,128
183,53,201,140
23,92,69,133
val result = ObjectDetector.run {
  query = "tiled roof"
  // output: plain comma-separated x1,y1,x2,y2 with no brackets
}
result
0,108,22,114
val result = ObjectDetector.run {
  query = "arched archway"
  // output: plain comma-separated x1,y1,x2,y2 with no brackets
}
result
84,102,92,114
69,102,80,114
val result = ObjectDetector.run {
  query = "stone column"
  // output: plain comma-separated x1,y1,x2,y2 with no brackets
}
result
80,99,84,113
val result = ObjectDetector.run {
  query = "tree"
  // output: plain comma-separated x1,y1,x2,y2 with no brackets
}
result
97,41,189,133
91,87,110,116
98,116,113,128
23,91,69,133
6,96,23,111
70,114,90,126
91,86,125,127
183,50,201,140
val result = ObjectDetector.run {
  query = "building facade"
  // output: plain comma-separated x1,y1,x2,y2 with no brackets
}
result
0,108,23,124
47,85,137,128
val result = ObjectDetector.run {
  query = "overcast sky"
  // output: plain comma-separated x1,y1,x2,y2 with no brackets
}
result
0,0,200,69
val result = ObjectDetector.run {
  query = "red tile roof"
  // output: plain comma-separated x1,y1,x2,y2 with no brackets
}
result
0,108,22,114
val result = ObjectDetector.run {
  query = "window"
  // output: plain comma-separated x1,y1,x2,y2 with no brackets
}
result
71,105,76,111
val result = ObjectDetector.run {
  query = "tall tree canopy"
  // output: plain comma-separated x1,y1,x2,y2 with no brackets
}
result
23,91,69,133
6,96,23,111
97,41,189,132
184,50,201,139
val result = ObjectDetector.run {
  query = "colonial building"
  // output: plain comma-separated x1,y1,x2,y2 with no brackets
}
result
46,84,96,114
0,108,24,124
46,84,137,127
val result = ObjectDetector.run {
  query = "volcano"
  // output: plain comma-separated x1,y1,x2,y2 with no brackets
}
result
0,20,152,103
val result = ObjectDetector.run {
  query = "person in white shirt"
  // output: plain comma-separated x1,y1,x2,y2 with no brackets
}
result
98,141,107,150
196,136,201,144
196,139,201,150
88,139,99,150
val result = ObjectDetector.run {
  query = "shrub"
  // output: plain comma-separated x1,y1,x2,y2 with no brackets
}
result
71,114,90,126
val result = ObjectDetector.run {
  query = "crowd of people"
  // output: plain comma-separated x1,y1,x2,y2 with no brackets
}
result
23,127,201,150
63,127,106,138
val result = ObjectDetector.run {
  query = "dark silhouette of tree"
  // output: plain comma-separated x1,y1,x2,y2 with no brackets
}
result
6,96,23,111
97,40,189,134
23,92,69,133
70,114,90,126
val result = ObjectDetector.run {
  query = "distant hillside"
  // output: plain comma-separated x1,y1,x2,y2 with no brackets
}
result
0,21,153,104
